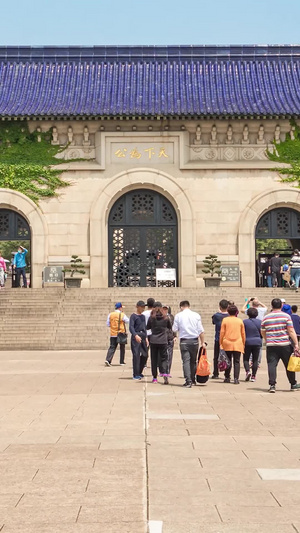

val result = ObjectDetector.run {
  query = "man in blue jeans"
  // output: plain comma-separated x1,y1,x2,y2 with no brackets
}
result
13,245,28,288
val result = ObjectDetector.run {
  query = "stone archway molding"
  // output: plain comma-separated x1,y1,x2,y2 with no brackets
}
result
238,187,300,288
90,168,196,288
0,189,48,288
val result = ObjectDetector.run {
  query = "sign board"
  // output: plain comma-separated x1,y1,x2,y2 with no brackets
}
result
43,266,64,284
221,265,240,283
156,268,177,287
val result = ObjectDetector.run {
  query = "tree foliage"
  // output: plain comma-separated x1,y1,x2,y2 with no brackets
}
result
202,254,222,277
267,121,300,186
0,122,69,203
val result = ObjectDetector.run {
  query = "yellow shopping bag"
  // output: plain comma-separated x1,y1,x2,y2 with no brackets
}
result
287,355,300,372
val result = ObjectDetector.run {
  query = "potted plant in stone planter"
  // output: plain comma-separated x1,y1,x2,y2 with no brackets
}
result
202,254,222,288
64,255,86,288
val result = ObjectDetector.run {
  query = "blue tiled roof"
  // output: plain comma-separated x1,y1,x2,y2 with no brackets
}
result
0,45,300,118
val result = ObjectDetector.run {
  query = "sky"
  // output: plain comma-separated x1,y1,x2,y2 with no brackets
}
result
0,0,299,46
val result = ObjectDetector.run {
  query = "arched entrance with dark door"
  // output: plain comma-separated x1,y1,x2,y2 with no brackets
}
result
108,189,178,287
0,209,31,287
255,207,300,287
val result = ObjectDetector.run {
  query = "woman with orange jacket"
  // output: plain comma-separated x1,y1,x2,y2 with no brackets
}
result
219,305,246,384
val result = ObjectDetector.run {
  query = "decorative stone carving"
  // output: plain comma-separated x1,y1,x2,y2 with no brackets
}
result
210,125,217,145
55,145,96,161
51,127,59,145
242,125,249,144
241,147,255,160
190,145,267,162
257,125,265,144
226,125,233,144
83,126,90,146
204,148,218,160
274,125,281,144
194,125,202,145
224,147,235,160
67,126,75,145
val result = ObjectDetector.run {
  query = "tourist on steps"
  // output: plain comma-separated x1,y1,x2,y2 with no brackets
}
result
220,305,245,385
129,301,148,380
105,302,129,367
147,302,172,384
13,245,28,288
0,251,7,289
289,249,300,292
173,301,206,388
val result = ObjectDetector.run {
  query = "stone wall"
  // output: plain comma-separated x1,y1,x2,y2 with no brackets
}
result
1,118,298,288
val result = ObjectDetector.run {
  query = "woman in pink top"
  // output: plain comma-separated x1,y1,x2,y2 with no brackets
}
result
0,252,7,288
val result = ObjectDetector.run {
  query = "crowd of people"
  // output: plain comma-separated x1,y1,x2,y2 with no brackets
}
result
258,249,300,291
0,245,28,289
105,295,300,393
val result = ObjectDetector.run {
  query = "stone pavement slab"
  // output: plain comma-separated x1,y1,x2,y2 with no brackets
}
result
0,348,299,532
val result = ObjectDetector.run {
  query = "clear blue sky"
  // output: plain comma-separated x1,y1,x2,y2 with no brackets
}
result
1,0,299,46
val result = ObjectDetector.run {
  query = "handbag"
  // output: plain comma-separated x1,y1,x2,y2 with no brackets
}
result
218,349,230,372
196,347,210,383
116,312,127,345
287,352,300,372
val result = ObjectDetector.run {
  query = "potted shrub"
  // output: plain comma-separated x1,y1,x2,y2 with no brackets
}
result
64,255,86,288
202,254,222,288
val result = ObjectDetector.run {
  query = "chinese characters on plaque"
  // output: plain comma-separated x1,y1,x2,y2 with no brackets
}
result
111,143,174,164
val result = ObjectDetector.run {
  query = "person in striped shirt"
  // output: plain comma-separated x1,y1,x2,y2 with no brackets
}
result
261,298,300,393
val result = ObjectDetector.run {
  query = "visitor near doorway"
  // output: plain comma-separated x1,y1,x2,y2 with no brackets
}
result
270,253,282,288
13,245,28,288
0,251,7,289
289,249,300,292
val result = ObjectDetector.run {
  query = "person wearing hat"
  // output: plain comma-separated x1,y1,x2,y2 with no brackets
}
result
281,298,292,316
129,301,149,380
105,303,129,367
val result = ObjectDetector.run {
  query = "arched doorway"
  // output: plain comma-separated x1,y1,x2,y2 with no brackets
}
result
108,189,178,287
255,207,300,287
0,209,31,287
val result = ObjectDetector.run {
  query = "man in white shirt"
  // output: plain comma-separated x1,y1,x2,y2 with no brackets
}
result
173,300,206,388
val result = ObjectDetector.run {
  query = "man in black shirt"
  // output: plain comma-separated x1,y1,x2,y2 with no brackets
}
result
270,253,282,288
211,299,229,378
129,301,149,380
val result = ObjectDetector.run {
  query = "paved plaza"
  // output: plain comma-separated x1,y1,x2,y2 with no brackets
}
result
0,349,300,532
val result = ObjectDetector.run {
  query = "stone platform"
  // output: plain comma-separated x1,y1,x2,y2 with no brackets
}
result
0,349,300,532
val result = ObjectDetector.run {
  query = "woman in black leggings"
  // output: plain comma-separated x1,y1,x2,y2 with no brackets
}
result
243,307,262,382
147,302,172,385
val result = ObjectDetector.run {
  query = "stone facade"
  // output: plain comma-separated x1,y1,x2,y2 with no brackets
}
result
0,117,298,289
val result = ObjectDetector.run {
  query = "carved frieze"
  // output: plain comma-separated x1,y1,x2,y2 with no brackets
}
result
190,145,267,162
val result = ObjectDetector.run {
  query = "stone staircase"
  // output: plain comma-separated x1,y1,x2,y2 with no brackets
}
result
0,287,299,350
